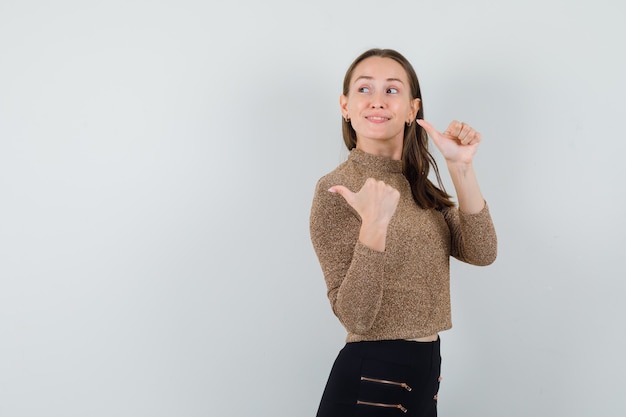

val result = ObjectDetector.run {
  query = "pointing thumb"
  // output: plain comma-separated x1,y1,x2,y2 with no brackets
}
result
417,119,441,144
328,185,354,202
328,184,348,194
417,118,438,135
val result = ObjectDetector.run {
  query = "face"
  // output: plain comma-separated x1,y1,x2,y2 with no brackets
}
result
341,56,420,150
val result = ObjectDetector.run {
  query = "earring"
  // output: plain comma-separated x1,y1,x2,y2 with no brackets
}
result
406,119,413,127
344,115,350,122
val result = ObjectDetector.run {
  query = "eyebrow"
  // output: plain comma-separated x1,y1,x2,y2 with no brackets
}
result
353,76,405,84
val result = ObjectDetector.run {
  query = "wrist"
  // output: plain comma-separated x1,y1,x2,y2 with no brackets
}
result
446,159,472,169
446,160,474,177
359,220,390,252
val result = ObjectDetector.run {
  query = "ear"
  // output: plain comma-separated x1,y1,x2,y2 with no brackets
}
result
409,98,421,121
339,94,349,119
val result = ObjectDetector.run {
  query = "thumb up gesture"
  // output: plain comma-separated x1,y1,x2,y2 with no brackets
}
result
329,178,400,251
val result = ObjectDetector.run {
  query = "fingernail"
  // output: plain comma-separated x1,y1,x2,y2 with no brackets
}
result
327,188,336,193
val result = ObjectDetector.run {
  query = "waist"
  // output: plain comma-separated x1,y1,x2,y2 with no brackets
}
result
341,337,441,366
405,333,439,342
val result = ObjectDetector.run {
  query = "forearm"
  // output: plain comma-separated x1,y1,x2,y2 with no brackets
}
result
311,183,386,333
333,241,385,333
447,161,485,214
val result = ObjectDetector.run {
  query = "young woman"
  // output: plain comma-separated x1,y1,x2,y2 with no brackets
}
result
309,48,498,416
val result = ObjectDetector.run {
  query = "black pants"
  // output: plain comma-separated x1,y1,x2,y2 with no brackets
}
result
316,338,441,417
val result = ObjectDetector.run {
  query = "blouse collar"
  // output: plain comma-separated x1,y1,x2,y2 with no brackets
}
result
349,148,404,173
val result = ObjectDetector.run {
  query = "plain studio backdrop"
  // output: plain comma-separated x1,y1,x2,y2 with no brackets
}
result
1,0,625,416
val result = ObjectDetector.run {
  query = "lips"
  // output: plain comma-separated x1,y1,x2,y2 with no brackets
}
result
365,114,391,123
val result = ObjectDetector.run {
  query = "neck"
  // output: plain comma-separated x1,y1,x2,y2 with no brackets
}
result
355,137,403,160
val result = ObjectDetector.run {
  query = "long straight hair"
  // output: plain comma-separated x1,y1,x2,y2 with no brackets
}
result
341,48,454,210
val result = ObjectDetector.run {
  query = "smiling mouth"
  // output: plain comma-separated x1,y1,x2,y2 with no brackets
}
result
366,116,390,122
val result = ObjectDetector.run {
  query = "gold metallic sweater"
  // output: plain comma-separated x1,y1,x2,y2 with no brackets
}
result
310,149,497,342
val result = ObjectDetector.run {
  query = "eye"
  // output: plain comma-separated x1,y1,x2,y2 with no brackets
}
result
387,87,399,94
358,86,370,93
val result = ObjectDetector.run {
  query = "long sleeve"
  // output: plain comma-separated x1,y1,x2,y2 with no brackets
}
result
441,203,498,266
309,149,494,342
309,176,386,334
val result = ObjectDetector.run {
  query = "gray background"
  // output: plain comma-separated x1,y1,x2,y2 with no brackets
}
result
1,0,624,416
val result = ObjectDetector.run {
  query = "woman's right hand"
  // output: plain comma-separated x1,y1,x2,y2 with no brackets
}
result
329,178,400,251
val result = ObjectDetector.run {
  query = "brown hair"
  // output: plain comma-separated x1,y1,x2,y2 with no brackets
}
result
342,48,454,210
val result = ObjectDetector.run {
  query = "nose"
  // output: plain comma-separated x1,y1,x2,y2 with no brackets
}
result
370,90,385,108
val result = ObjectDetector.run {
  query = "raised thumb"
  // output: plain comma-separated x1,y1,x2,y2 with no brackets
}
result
328,185,353,200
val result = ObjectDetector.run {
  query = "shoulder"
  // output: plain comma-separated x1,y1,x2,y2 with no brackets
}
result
310,159,362,222
315,158,365,194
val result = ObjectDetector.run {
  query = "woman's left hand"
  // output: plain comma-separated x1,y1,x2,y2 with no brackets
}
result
417,119,481,165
